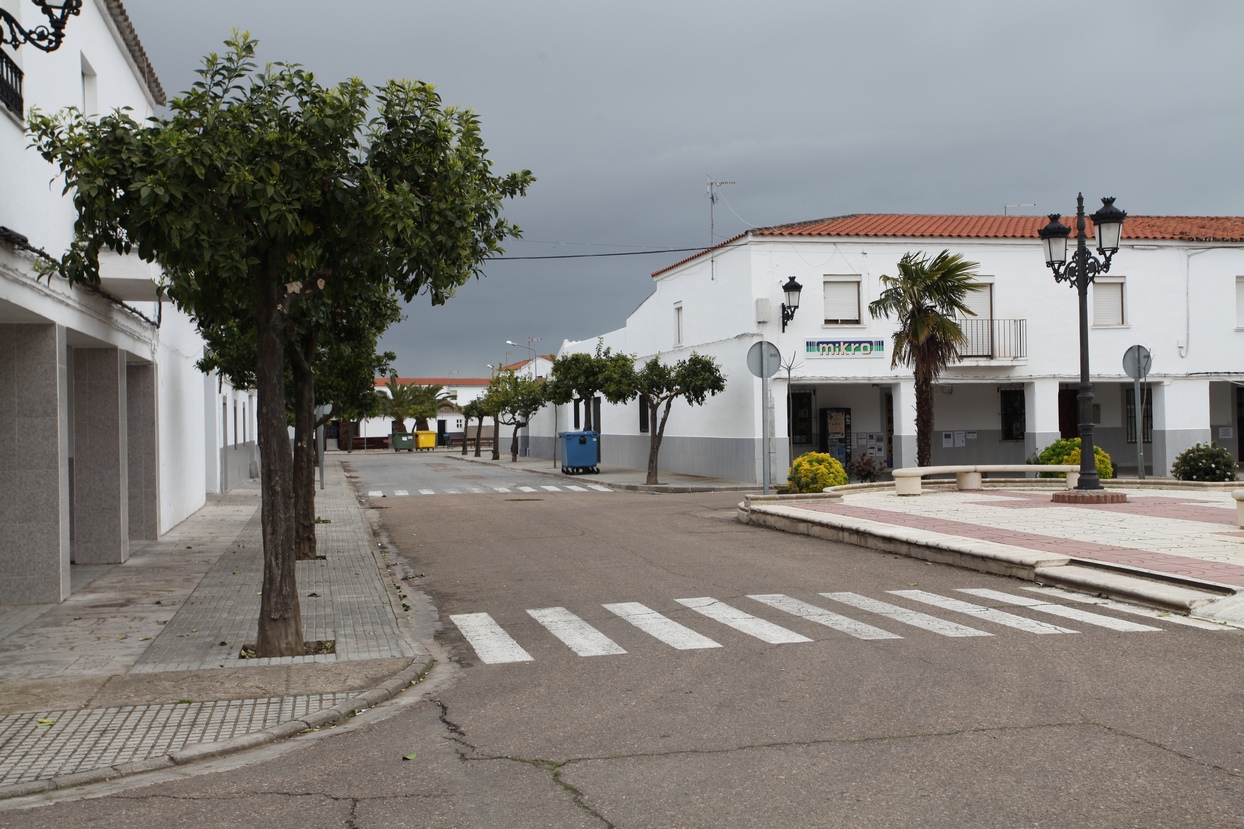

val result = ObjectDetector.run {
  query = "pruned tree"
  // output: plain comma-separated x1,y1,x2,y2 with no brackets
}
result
30,34,532,656
617,353,727,485
867,250,978,467
488,370,548,462
547,341,635,431
461,398,486,456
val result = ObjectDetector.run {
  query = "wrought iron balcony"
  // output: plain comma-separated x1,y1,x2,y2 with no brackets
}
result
956,318,1027,360
1,48,21,118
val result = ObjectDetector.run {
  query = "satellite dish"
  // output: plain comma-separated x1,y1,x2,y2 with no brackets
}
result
747,341,781,378
1122,345,1152,381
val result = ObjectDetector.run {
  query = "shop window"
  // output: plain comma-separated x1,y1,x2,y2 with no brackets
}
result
1000,389,1025,441
823,278,860,325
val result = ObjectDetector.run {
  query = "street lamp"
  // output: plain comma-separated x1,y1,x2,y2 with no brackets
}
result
1038,194,1126,490
1,1,81,52
505,338,538,378
780,276,803,332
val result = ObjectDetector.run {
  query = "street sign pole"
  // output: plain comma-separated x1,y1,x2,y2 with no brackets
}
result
748,341,782,495
1122,345,1153,480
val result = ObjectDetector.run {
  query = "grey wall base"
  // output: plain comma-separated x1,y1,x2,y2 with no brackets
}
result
220,442,258,492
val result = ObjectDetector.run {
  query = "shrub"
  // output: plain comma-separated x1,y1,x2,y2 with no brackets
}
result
788,452,848,493
1171,442,1237,482
848,453,882,483
1033,437,1113,480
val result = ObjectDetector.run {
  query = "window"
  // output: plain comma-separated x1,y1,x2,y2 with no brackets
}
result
959,282,994,357
674,303,683,345
80,52,97,115
1093,279,1125,326
638,393,649,433
823,278,860,325
1126,387,1153,444
1236,276,1244,328
1000,389,1025,441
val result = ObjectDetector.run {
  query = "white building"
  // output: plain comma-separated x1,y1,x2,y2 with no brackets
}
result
534,213,1244,483
1,0,252,604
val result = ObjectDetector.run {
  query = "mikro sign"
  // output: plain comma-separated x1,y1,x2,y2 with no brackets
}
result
806,339,885,357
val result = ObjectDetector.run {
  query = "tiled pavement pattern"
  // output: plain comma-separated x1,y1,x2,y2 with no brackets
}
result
132,463,415,672
800,489,1244,587
0,693,356,786
365,483,612,497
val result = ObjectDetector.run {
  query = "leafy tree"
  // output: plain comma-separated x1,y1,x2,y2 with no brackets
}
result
868,250,979,467
547,341,635,431
407,384,456,431
487,370,548,462
30,34,532,656
603,353,726,485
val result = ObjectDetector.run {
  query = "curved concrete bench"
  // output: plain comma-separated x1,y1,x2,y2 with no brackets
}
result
1232,490,1244,527
892,464,1081,495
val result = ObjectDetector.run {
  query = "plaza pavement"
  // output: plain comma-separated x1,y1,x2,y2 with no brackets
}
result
2,450,1242,801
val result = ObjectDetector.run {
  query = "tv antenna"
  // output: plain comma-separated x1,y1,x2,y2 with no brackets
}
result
707,177,735,246
1003,203,1036,215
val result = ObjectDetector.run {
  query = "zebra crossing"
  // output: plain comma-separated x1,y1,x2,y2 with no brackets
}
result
365,483,612,497
449,587,1179,664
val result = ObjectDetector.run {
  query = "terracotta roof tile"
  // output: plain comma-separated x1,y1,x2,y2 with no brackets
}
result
651,214,1244,277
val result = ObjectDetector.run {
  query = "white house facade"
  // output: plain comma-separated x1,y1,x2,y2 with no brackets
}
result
534,213,1244,484
1,0,253,604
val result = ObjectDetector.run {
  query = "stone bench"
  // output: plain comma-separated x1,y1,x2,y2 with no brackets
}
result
1232,490,1244,527
892,464,1081,496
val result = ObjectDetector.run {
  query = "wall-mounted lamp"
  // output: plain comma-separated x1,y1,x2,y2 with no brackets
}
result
780,276,803,332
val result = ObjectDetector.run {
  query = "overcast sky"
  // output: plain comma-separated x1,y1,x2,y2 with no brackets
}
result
120,1,1244,378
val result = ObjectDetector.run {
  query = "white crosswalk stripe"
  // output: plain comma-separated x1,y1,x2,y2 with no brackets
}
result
393,489,409,496
821,592,992,637
603,602,721,650
517,486,538,493
541,485,562,492
748,594,901,640
888,590,1077,634
367,490,383,497
363,484,613,497
676,597,811,644
565,485,588,492
587,484,610,491
419,489,435,495
956,589,1163,632
527,607,627,656
449,613,534,664
493,487,511,493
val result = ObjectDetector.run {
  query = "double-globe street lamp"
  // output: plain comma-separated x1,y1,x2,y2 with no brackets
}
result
1037,194,1127,490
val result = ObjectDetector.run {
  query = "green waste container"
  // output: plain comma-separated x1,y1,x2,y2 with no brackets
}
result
392,432,414,452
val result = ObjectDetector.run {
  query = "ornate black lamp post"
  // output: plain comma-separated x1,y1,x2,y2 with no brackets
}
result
1038,194,1127,490
1,1,81,52
780,276,803,332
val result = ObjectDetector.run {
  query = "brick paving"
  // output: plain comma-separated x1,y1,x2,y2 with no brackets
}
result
799,488,1244,587
0,461,421,792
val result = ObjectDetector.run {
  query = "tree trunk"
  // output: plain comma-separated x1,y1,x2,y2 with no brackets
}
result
510,421,523,462
915,365,934,467
461,418,469,455
474,417,483,457
290,333,317,562
583,397,593,432
491,421,501,460
645,398,669,485
254,267,303,657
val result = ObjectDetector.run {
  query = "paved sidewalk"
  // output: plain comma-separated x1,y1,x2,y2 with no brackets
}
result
741,482,1244,626
0,461,430,799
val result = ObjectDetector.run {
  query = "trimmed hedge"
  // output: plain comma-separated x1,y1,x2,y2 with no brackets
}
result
788,452,849,493
1032,437,1113,480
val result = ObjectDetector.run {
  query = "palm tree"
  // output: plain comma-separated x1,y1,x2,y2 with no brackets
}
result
408,384,456,431
379,375,417,433
868,250,980,467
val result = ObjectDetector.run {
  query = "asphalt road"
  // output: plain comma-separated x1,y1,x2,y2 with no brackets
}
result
5,454,1242,827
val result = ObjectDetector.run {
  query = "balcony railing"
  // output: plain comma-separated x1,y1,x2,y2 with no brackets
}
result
955,318,1026,360
1,49,22,118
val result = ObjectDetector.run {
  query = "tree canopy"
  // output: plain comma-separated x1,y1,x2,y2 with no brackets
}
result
29,33,533,655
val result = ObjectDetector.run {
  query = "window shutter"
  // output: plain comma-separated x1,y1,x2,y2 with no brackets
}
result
823,281,860,324
1093,282,1124,326
958,284,993,357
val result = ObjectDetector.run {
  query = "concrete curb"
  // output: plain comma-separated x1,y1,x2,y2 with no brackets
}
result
739,500,1243,625
0,655,434,802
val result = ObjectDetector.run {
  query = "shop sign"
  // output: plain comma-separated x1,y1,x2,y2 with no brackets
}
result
806,339,885,357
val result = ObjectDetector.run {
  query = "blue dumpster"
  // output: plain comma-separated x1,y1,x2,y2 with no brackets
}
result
558,430,600,474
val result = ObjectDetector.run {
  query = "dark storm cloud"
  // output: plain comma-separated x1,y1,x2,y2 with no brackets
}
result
120,0,1244,376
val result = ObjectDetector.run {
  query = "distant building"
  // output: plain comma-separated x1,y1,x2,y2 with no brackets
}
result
1,2,252,604
531,213,1244,483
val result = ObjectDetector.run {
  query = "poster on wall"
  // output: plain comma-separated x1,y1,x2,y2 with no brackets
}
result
942,432,953,448
827,410,846,438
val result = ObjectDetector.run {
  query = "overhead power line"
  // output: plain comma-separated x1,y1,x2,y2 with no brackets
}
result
492,246,715,261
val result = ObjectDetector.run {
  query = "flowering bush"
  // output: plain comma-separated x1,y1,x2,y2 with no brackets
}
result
1171,442,1237,482
1032,437,1113,480
848,453,883,483
788,452,849,493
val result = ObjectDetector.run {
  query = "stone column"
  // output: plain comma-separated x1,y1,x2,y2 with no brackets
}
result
891,379,917,469
0,324,71,604
1025,379,1062,460
72,347,129,564
127,362,158,540
1152,378,1211,477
